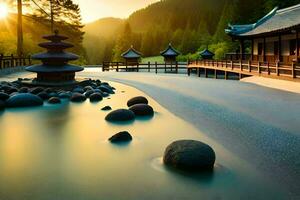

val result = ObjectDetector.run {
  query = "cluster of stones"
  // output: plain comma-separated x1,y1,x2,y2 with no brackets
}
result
105,95,216,172
0,79,115,109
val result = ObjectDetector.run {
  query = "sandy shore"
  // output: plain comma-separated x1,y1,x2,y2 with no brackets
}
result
241,76,300,94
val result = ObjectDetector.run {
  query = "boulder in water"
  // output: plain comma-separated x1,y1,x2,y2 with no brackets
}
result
163,140,216,171
109,131,132,143
127,96,148,107
89,93,103,102
70,93,86,102
48,97,61,104
101,106,112,111
37,92,49,100
6,93,43,108
105,109,135,122
129,104,154,116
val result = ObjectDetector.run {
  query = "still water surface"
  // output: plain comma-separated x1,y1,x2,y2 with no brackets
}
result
0,82,286,200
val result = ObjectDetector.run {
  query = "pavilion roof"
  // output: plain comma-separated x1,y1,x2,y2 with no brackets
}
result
199,48,215,57
121,46,142,59
160,43,180,56
225,3,300,37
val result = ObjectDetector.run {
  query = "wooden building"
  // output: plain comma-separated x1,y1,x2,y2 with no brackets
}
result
226,4,300,64
199,48,215,60
121,46,142,66
160,43,180,63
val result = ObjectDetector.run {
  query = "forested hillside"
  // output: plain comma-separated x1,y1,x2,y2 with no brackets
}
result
84,0,300,64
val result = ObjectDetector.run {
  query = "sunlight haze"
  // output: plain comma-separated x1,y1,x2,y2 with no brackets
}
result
73,0,159,23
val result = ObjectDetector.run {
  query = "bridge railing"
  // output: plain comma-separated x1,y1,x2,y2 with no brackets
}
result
0,54,32,69
188,59,300,79
102,61,187,74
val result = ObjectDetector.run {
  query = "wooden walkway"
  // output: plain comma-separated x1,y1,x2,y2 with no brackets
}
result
0,54,32,69
188,60,300,81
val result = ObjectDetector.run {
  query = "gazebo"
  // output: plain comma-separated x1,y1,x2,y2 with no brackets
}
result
160,43,180,63
199,48,215,60
121,46,142,66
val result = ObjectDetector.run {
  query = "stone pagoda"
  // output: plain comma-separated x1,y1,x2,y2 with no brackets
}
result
26,30,83,86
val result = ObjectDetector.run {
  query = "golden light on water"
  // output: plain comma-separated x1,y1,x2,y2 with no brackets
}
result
0,2,8,19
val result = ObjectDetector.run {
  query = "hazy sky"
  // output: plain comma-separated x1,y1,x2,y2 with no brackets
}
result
73,0,159,23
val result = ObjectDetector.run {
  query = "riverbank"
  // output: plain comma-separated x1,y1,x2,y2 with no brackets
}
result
241,76,300,94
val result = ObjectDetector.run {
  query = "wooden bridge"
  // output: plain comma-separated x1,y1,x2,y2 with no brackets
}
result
102,61,187,73
188,60,300,81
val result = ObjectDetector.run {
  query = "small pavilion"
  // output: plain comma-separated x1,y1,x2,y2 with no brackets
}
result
121,46,142,66
199,48,215,60
226,4,300,64
160,43,180,63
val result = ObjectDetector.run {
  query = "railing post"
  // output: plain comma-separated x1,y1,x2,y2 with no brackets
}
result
0,54,2,69
258,62,261,73
137,63,139,72
276,62,279,76
267,62,270,75
102,62,105,72
176,61,178,74
231,61,233,70
240,60,242,71
116,62,119,72
28,55,32,65
11,54,14,68
148,61,150,72
225,60,227,68
126,62,128,72
155,62,157,74
164,62,167,73
292,62,295,78
248,60,251,72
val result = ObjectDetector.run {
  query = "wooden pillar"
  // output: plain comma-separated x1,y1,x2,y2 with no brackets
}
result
251,39,254,61
198,68,201,77
204,68,207,78
214,69,217,79
278,34,282,62
137,63,139,72
296,30,299,59
148,62,150,72
292,61,296,78
176,61,178,74
225,71,227,80
164,62,167,73
155,62,157,74
240,39,245,60
263,37,266,62
17,0,23,56
116,62,119,72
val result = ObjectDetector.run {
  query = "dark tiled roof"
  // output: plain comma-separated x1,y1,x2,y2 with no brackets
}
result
160,43,180,56
121,46,142,59
199,48,215,57
225,4,300,37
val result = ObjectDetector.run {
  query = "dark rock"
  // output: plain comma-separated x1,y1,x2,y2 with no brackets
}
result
37,92,49,100
59,92,72,99
19,87,29,93
127,96,148,107
84,86,93,91
163,140,216,171
44,88,54,93
73,87,84,94
0,92,9,101
70,93,86,102
89,93,103,102
6,93,43,108
102,92,109,97
105,109,135,122
48,92,58,98
129,104,154,116
99,85,114,94
5,87,18,94
101,106,112,111
48,97,61,104
109,131,132,143
30,87,44,94
0,100,5,110
84,90,94,98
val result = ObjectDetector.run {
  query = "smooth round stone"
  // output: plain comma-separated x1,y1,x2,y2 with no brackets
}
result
163,140,216,171
89,93,103,102
84,90,94,98
44,88,54,93
0,92,9,101
48,92,58,98
37,91,50,100
0,100,5,110
19,87,29,93
127,96,148,107
73,87,84,94
59,92,72,99
48,97,61,104
109,131,132,143
105,109,135,122
99,85,114,94
101,106,112,111
102,92,109,97
84,86,93,91
5,87,18,94
129,104,154,116
6,93,43,108
30,87,44,94
70,93,86,102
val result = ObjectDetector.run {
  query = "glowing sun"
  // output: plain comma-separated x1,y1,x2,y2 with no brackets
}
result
0,3,8,19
